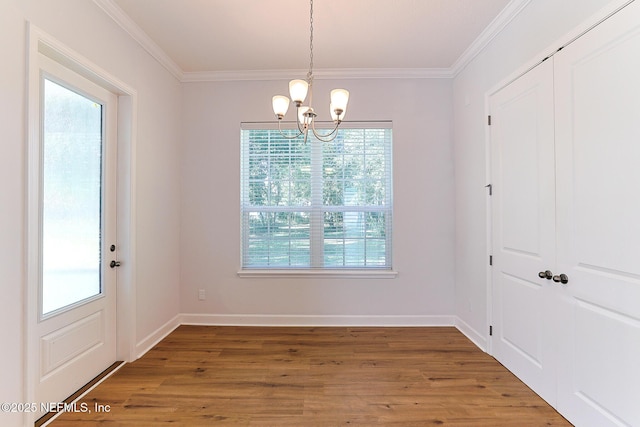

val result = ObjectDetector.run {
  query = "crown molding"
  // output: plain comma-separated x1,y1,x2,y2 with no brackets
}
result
181,67,454,82
93,0,530,83
450,0,532,77
92,0,184,81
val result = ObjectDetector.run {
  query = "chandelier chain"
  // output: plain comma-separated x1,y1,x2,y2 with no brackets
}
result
308,0,314,82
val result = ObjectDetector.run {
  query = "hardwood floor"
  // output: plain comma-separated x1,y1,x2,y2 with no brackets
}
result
49,326,571,426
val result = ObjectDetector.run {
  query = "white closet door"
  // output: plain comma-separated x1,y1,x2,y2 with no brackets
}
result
555,1,640,425
489,58,558,406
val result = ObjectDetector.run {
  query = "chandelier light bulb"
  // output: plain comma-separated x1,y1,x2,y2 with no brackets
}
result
272,95,290,119
330,89,349,115
289,80,309,105
298,106,314,125
330,103,340,122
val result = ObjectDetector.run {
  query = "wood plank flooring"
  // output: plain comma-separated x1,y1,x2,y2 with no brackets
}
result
49,326,571,426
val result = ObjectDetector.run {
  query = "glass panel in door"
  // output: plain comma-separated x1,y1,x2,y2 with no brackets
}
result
42,78,103,315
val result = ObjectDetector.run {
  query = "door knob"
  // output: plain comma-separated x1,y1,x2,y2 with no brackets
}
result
110,260,121,268
552,273,569,284
538,270,553,280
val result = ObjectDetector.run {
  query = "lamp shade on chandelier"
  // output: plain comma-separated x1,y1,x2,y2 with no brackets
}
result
271,0,350,143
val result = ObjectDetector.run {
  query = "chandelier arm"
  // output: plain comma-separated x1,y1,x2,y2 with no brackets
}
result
276,118,304,140
310,120,341,142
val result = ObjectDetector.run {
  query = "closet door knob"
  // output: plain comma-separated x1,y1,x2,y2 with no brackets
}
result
538,270,553,280
552,274,569,284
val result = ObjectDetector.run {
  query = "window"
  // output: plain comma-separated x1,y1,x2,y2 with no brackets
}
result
240,122,393,272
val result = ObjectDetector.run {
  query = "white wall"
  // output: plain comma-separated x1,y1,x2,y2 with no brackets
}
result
180,77,455,322
453,0,624,345
0,2,181,425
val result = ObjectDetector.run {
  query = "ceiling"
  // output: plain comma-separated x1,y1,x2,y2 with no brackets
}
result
100,0,520,79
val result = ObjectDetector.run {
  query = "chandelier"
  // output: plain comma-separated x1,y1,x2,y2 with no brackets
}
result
271,0,350,143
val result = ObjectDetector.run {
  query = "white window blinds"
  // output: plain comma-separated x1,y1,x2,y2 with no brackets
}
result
241,122,393,270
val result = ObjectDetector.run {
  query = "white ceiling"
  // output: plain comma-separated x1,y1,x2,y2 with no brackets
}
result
100,0,521,79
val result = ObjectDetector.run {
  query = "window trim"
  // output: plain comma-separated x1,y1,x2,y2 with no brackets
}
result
237,269,398,279
239,121,395,276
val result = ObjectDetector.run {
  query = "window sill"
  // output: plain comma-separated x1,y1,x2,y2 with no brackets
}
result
237,269,398,279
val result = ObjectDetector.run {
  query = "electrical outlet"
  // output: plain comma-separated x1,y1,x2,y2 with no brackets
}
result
198,289,206,301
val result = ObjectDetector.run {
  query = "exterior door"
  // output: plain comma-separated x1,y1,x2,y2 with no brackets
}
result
554,1,640,425
489,58,558,406
31,54,118,412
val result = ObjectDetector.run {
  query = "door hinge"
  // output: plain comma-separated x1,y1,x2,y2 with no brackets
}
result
485,183,492,195
489,325,493,336
489,255,493,266
488,115,492,125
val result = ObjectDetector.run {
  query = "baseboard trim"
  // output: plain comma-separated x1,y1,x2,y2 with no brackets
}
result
135,314,488,361
135,314,181,358
180,313,456,327
454,316,487,352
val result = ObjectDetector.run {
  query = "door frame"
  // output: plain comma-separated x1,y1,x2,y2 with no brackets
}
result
25,24,138,425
